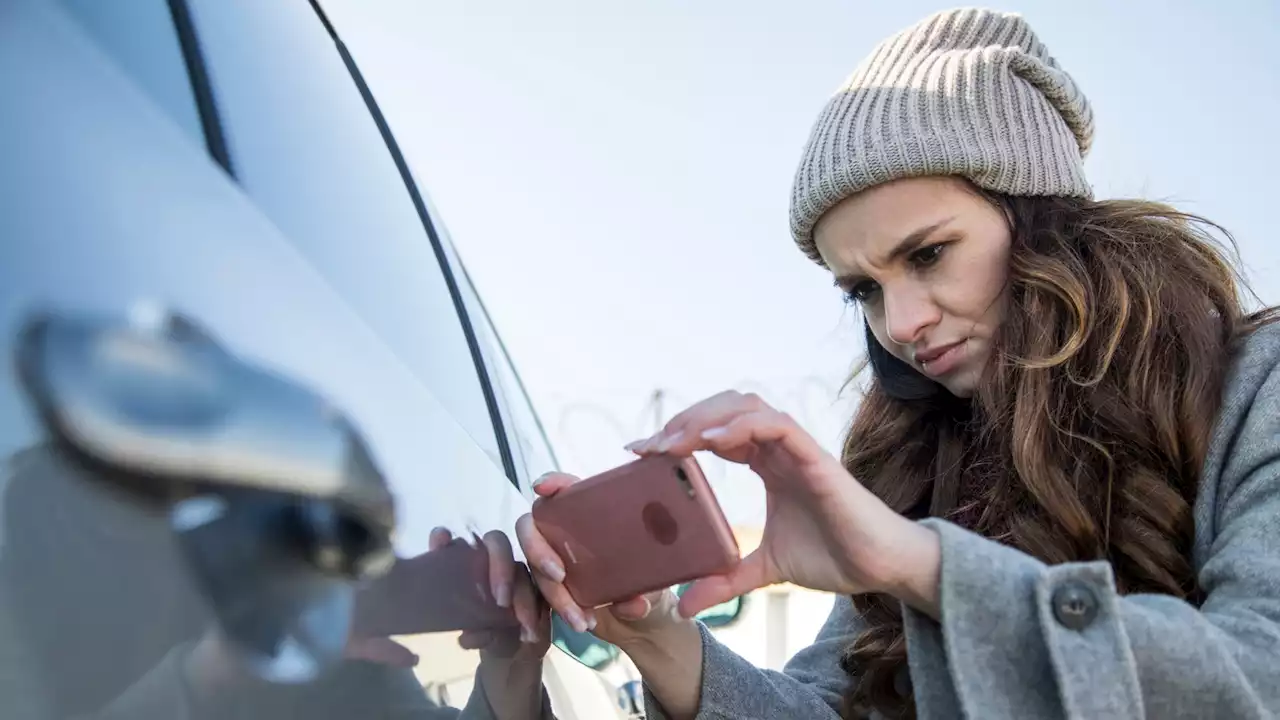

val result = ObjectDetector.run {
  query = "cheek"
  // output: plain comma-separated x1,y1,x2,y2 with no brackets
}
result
937,246,1010,323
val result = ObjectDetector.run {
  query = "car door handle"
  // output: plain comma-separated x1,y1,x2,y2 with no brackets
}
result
14,305,398,682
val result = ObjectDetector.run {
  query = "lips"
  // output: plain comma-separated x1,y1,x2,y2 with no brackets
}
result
913,339,969,378
913,340,966,365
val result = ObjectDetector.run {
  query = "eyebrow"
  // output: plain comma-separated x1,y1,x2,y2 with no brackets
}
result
832,216,957,288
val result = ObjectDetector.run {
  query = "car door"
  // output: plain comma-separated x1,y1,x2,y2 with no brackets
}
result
162,0,633,713
0,0,549,717
175,1,647,714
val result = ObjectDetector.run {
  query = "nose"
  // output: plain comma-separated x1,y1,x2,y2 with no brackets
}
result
883,284,940,347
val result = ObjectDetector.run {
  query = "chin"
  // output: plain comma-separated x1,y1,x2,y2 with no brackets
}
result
942,363,977,397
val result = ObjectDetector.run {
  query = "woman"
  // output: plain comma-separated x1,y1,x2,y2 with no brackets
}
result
518,7,1280,719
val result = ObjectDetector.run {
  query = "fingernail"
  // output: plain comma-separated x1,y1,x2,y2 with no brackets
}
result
656,431,683,453
532,473,553,487
410,653,420,666
520,625,537,644
701,427,728,440
541,559,565,583
564,607,588,633
624,440,644,453
494,582,512,608
586,612,598,632
617,596,652,620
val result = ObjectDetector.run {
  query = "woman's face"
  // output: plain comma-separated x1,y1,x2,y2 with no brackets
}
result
814,176,1011,398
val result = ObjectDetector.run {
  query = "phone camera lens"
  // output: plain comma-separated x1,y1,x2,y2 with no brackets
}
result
674,466,695,498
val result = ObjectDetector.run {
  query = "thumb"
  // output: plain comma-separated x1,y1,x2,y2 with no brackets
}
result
675,550,772,619
531,472,577,498
610,594,653,621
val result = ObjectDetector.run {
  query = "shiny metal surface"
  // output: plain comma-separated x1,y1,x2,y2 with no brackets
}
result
0,0,577,716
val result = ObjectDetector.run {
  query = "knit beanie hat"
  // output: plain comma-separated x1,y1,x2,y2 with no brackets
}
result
789,7,1095,259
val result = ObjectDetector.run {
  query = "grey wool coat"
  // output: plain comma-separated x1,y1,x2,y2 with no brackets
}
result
647,321,1280,719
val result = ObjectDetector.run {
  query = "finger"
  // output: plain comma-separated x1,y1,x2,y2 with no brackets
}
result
515,514,592,634
541,580,593,634
690,408,825,466
428,527,453,552
661,390,751,438
533,568,593,635
515,513,567,586
531,472,578,498
458,630,494,651
627,390,742,453
345,637,419,668
510,568,543,643
676,550,774,619
629,391,770,455
609,594,652,621
481,530,516,609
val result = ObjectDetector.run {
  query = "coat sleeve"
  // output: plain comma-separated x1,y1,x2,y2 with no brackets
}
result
902,338,1280,720
644,594,860,720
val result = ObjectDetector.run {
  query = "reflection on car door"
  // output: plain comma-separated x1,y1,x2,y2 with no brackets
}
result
0,1,532,717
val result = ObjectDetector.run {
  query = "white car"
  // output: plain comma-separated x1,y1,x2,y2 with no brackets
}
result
0,1,741,718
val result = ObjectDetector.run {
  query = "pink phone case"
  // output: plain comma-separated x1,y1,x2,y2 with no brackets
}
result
532,454,740,608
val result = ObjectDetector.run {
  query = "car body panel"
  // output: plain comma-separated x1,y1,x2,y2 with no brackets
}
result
0,1,550,716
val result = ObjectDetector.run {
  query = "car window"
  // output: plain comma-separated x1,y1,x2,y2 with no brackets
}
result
57,0,206,152
185,1,505,468
470,279,560,491
435,234,634,671
440,232,559,493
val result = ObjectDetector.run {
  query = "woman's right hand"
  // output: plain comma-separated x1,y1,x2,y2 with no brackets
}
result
514,472,689,649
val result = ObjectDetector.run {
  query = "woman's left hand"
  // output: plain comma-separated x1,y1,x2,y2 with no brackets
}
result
630,391,942,618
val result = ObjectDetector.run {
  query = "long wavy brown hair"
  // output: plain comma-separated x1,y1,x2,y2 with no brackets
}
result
809,188,1278,719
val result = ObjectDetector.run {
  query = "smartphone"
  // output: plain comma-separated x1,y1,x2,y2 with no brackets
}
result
531,454,739,608
351,538,520,636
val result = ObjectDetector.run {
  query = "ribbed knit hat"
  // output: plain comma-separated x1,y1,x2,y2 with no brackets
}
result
790,7,1095,259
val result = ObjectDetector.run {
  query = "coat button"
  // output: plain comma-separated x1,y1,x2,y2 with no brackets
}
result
1051,581,1099,631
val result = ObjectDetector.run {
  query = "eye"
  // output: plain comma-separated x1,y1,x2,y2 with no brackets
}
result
844,280,880,305
908,243,947,267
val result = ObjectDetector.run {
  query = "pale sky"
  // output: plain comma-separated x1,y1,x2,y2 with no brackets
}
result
324,1,1279,525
